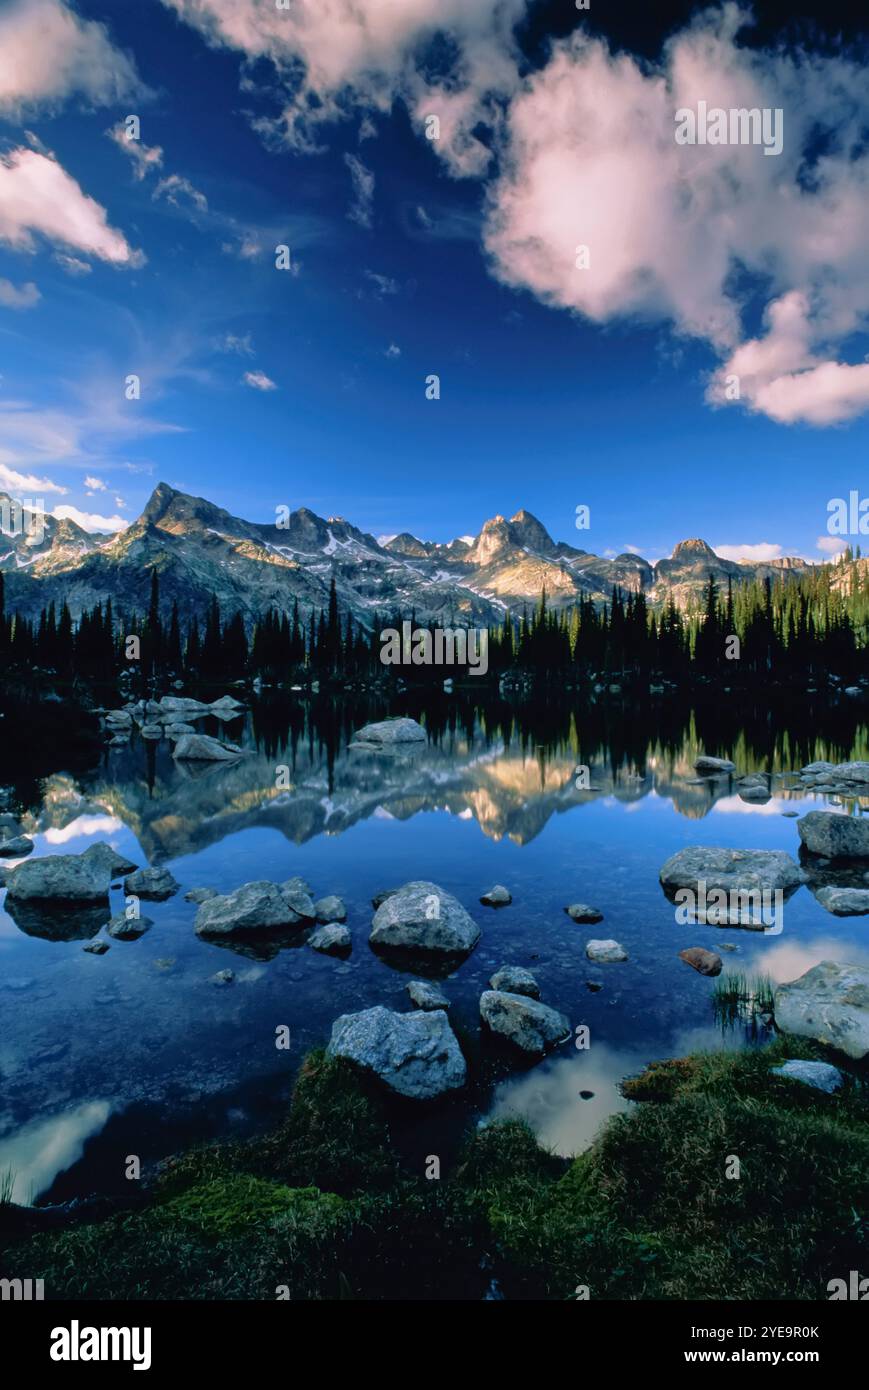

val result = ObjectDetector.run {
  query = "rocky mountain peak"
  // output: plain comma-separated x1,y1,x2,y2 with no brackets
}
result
508,509,556,555
670,538,717,561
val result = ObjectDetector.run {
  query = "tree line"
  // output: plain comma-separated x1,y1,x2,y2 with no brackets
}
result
0,556,866,689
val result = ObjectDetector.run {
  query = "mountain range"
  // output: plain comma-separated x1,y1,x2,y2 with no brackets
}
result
0,484,818,629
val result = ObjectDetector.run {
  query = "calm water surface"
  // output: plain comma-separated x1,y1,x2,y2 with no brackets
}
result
1,697,867,1203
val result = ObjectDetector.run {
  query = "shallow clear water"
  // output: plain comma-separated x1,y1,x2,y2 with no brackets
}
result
1,701,867,1204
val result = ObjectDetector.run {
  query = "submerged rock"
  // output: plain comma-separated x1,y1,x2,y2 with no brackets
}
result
309,924,351,955
195,880,307,937
774,960,869,1060
480,885,512,907
586,939,628,963
406,980,450,1010
314,895,347,924
798,810,869,860
139,724,163,740
351,717,427,748
489,965,540,999
678,947,723,976
123,867,179,901
165,723,196,740
565,902,604,924
172,734,246,762
184,886,218,904
82,939,110,955
327,1005,466,1099
771,1060,843,1093
479,990,570,1055
210,969,235,986
369,880,480,956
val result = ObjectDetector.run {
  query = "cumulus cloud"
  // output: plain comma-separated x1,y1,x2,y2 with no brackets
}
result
0,148,142,265
107,121,164,181
0,462,67,495
0,0,145,114
0,278,40,310
713,541,785,563
52,503,127,533
84,475,107,492
242,370,276,391
816,535,848,555
483,4,869,425
162,0,527,174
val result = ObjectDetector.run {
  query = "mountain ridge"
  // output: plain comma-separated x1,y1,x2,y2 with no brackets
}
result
0,485,820,629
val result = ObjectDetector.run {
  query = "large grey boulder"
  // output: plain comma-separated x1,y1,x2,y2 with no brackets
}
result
314,895,346,923
0,836,34,857
694,755,735,774
771,1060,843,1093
351,717,427,749
195,880,307,936
308,924,351,955
278,880,316,921
489,966,540,999
326,1006,466,1099
479,991,570,1056
586,939,628,963
124,867,179,901
5,843,116,901
85,844,138,878
813,886,869,916
798,811,869,860
660,846,802,896
774,960,869,1059
406,980,450,1010
370,880,480,956
158,696,211,716
106,912,154,940
172,734,246,762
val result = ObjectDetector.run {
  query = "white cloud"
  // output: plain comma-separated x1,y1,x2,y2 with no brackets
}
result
0,462,67,496
52,503,127,533
114,495,126,509
217,332,254,357
84,475,107,492
107,121,164,181
0,148,141,265
483,5,869,425
0,0,145,114
713,541,785,563
0,277,40,309
162,0,527,174
344,153,374,229
153,173,208,215
53,252,91,276
816,535,847,555
384,343,401,358
242,370,276,391
365,269,400,296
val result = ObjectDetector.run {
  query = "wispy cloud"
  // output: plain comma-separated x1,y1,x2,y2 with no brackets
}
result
242,369,276,391
0,278,40,310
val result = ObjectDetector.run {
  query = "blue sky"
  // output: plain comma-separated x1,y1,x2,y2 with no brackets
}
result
0,0,867,563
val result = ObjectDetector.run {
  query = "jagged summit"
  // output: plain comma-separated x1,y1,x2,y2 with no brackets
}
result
0,486,815,628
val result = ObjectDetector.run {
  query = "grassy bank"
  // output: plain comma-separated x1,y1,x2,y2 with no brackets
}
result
2,1037,867,1300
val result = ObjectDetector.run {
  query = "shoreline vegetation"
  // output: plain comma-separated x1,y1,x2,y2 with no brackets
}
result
2,1037,867,1301
1,558,867,695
